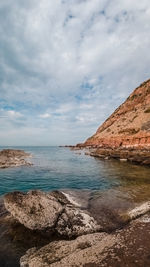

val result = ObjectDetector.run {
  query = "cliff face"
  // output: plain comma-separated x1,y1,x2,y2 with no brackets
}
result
84,79,150,149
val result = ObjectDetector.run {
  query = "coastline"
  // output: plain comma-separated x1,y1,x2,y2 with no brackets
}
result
68,145,150,166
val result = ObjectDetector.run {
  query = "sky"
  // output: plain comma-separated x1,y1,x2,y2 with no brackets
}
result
0,0,150,146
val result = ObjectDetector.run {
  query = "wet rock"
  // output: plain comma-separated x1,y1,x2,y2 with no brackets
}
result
4,190,100,237
126,201,150,220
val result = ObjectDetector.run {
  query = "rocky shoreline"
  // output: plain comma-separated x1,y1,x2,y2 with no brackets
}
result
1,189,150,266
67,146,150,166
0,149,32,168
89,147,150,166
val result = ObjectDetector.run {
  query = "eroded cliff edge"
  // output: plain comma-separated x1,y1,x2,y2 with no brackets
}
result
81,79,150,149
76,79,150,165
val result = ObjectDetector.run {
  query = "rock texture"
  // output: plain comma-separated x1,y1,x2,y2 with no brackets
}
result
90,147,150,165
82,79,150,149
0,149,31,168
4,190,100,237
20,232,109,267
4,191,63,231
20,212,150,267
56,206,99,237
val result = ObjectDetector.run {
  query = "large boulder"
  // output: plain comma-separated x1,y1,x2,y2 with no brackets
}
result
4,190,100,237
4,190,63,230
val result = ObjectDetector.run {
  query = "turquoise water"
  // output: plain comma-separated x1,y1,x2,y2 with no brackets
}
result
0,146,150,196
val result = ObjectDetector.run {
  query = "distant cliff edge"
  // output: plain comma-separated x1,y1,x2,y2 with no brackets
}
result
80,79,150,149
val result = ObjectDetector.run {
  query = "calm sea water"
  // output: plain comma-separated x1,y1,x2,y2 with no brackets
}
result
0,146,150,196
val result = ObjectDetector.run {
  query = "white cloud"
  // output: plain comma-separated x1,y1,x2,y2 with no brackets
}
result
39,113,51,118
0,0,150,144
7,110,23,118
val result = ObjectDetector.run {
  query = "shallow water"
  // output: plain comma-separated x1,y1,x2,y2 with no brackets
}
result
0,146,150,196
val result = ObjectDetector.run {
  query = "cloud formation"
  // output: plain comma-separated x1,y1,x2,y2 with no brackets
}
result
0,0,150,145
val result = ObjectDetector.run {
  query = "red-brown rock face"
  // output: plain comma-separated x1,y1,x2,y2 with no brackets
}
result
84,79,150,149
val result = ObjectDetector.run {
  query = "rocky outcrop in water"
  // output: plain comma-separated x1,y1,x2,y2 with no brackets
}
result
0,149,32,168
4,190,100,237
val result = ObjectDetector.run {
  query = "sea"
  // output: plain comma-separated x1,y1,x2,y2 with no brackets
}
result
0,146,150,196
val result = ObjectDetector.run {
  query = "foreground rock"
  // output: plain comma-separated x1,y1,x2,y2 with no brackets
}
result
4,191,63,231
20,232,108,267
20,212,150,267
3,190,150,266
4,190,100,237
0,149,32,168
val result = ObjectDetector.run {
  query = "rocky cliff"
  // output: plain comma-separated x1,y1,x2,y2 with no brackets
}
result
83,79,150,149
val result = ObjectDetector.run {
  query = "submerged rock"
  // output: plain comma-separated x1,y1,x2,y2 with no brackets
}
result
4,190,100,237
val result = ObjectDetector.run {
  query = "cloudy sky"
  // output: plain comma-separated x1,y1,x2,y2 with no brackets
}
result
0,0,150,146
